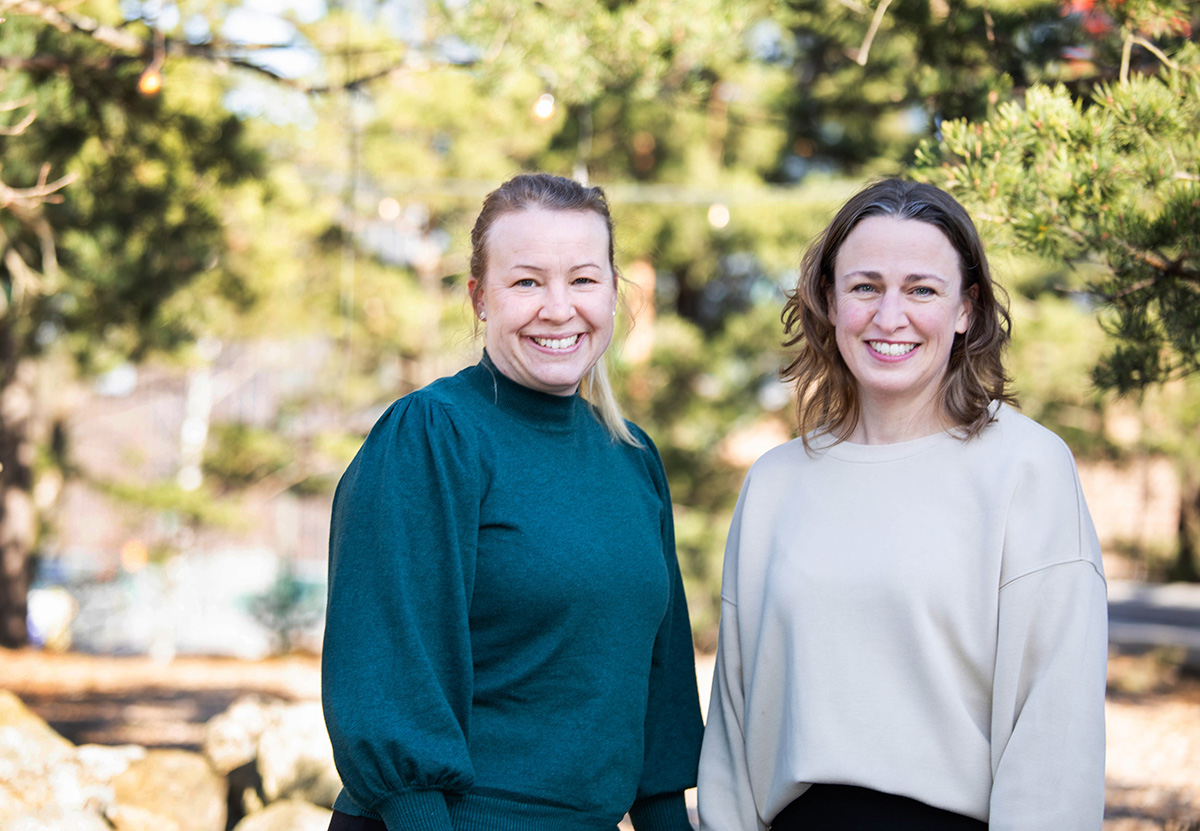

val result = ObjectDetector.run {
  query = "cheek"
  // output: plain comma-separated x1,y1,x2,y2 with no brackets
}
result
832,302,871,334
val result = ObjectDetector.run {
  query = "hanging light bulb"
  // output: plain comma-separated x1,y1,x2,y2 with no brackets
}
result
708,203,731,229
532,93,556,121
138,30,166,96
138,64,164,95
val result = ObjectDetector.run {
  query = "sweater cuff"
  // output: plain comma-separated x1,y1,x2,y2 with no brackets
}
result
629,791,693,831
375,790,453,831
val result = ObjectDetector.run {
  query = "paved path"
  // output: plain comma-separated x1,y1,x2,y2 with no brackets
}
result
1108,580,1200,667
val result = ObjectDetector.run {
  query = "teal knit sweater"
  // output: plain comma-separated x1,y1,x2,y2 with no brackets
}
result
322,353,704,831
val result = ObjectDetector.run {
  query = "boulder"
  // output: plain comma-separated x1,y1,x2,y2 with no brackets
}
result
110,749,226,831
257,701,340,807
232,799,332,831
0,690,81,824
2,806,113,831
203,695,283,776
205,696,341,810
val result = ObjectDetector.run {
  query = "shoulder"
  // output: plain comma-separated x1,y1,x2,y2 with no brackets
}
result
619,419,672,494
743,436,819,485
986,404,1073,451
973,404,1081,479
369,372,477,437
347,374,484,476
979,406,1104,580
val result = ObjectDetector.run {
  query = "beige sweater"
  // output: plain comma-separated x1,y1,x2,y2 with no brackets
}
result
698,405,1107,831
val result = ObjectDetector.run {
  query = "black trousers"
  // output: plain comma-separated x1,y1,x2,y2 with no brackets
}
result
771,784,988,830
328,810,387,831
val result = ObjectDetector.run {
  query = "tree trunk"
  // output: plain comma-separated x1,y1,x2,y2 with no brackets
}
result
0,319,35,647
1173,468,1200,583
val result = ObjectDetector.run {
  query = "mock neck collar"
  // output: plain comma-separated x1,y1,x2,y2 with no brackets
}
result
464,351,585,432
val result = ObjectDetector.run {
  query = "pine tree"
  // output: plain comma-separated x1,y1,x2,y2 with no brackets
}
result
914,1,1200,576
0,0,266,644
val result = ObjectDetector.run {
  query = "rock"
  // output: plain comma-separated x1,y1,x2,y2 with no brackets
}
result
106,802,183,831
110,749,225,831
74,744,146,811
2,806,113,831
231,799,332,831
226,759,266,828
0,690,80,824
256,701,341,807
203,695,283,776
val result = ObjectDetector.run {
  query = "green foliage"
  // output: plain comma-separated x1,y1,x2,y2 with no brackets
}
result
203,424,294,490
1,7,265,368
915,52,1200,392
771,0,1071,174
91,477,247,529
914,8,1200,576
248,562,324,654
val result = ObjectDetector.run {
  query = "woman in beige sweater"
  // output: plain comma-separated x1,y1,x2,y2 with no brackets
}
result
698,179,1107,831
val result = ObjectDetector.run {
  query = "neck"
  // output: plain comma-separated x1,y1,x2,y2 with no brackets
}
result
844,391,953,445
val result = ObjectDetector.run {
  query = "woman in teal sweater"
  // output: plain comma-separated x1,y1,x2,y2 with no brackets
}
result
322,173,704,831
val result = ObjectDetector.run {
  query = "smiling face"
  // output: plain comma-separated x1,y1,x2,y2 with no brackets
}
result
470,207,617,396
828,214,973,437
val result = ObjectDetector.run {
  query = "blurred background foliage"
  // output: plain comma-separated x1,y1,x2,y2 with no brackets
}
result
1,0,1197,649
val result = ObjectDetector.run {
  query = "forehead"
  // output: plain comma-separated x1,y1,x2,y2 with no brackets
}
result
834,215,961,280
486,207,611,263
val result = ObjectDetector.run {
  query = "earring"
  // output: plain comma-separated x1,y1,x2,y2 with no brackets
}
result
479,310,487,321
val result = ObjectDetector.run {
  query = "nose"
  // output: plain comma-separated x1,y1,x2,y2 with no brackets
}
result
873,290,908,332
539,282,575,322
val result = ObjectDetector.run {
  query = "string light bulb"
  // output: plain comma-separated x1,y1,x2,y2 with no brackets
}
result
138,65,163,95
138,30,166,96
707,203,731,229
532,93,556,121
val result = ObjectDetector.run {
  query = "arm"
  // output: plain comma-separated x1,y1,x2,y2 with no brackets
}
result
697,490,765,831
321,396,480,831
989,442,1108,831
630,431,705,831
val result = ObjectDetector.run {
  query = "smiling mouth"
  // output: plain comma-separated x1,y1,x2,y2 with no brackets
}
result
531,335,581,350
868,341,916,357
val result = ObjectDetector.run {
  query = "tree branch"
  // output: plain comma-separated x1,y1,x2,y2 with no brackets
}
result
0,109,37,137
0,0,143,52
856,0,894,66
1,0,455,93
0,166,77,213
1131,36,1178,72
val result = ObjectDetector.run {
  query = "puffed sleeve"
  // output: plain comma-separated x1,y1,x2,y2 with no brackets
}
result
988,439,1108,830
322,394,481,831
697,484,765,831
629,429,705,831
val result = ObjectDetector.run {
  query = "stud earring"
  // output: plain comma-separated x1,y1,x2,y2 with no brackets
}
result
479,310,487,321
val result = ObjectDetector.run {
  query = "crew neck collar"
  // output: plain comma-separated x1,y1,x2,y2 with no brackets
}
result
464,351,585,432
813,426,959,463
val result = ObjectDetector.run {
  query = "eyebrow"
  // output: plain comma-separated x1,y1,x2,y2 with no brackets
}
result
510,262,605,273
841,269,950,286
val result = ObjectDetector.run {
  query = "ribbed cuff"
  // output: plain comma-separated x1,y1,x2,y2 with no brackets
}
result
376,789,453,831
629,791,693,831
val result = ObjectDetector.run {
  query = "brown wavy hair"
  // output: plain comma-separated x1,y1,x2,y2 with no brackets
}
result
781,178,1016,449
469,173,638,446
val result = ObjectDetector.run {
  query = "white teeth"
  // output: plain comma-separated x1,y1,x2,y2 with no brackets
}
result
869,341,916,357
533,335,580,350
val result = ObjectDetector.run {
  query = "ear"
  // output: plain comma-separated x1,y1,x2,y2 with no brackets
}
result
826,286,837,326
956,284,977,335
468,278,483,318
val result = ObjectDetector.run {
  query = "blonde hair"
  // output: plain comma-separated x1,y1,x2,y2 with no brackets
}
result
781,178,1017,449
469,173,639,446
